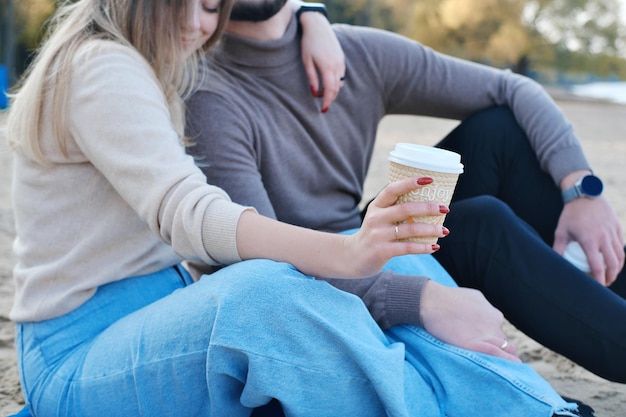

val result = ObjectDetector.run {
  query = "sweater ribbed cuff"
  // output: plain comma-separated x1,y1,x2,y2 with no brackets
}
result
383,272,429,329
201,199,255,265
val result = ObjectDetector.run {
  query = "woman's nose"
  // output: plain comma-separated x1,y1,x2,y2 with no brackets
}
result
183,7,200,31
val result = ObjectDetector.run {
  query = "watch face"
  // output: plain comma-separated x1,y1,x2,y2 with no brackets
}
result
581,175,603,197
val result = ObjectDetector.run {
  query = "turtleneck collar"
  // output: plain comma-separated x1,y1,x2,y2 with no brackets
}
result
213,16,300,71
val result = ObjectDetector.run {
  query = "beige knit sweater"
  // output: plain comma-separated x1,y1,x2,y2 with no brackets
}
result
10,41,249,322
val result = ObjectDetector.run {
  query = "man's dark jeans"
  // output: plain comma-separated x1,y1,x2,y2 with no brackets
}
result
435,106,626,382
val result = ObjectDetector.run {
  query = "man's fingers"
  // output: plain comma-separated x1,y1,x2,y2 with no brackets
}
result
474,340,521,363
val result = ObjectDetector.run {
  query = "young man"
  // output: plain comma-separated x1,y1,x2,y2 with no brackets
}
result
185,0,626,384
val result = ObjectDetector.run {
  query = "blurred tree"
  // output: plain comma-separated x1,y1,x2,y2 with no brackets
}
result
327,0,399,30
14,0,55,48
523,0,625,73
389,0,626,77
527,0,623,55
1,0,16,81
1,0,56,83
4,0,625,81
402,0,531,67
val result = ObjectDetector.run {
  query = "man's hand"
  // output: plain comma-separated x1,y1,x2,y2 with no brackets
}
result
420,281,521,362
553,196,625,285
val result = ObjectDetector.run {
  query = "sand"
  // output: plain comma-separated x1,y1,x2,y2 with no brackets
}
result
1,96,625,416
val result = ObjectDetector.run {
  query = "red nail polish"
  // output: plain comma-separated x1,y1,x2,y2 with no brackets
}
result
417,177,433,185
310,86,317,97
439,205,450,214
321,106,329,113
432,244,440,252
442,227,450,236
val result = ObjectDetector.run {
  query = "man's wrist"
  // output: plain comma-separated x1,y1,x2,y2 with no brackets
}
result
560,170,593,191
561,171,604,204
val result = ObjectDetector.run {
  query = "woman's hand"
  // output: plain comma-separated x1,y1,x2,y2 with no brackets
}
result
236,177,448,279
298,8,346,113
342,177,450,277
420,281,521,362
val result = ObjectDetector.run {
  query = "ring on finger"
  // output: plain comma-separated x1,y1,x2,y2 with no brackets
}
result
394,225,399,241
500,339,509,350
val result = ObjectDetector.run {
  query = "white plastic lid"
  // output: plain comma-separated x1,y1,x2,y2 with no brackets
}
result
388,143,464,174
562,241,591,273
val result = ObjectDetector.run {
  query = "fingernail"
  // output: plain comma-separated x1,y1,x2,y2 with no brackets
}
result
432,244,440,252
439,205,450,214
417,177,433,185
321,106,329,113
442,226,450,236
310,86,317,97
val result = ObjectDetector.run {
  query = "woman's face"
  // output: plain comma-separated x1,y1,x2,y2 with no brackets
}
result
182,0,221,55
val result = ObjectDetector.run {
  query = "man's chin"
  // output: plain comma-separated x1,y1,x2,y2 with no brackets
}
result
229,0,289,22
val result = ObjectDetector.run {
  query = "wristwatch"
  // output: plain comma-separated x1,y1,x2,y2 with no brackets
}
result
295,3,328,21
562,174,604,204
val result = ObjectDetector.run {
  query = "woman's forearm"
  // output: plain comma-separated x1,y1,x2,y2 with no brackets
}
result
235,177,449,279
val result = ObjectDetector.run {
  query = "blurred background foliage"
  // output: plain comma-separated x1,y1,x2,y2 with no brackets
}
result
329,0,626,82
1,0,626,85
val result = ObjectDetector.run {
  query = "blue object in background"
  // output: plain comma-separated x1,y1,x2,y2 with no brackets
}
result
0,65,8,109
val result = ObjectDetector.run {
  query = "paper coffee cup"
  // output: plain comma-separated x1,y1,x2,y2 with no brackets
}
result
388,143,464,244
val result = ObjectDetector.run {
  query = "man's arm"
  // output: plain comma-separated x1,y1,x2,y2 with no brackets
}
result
324,273,429,329
341,25,589,186
186,91,278,219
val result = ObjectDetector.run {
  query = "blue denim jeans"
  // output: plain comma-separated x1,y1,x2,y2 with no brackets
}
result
16,259,578,416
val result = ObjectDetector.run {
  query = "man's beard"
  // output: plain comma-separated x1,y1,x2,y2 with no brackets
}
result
229,0,289,22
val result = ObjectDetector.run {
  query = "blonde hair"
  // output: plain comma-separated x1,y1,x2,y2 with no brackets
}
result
7,0,233,164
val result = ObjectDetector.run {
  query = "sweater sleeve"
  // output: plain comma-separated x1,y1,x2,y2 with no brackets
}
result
339,25,591,185
322,272,429,329
68,41,248,265
186,90,279,219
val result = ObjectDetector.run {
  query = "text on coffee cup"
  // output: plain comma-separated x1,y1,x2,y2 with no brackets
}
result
408,186,454,202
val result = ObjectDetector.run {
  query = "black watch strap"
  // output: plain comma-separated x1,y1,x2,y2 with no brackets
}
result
296,3,328,21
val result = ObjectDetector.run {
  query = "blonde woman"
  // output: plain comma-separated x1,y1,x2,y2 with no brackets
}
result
7,0,581,416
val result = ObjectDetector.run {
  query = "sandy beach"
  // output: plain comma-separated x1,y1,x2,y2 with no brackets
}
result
1,96,625,416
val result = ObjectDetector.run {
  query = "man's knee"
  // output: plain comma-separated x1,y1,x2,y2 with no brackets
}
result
441,106,526,151
450,195,515,226
447,195,540,245
461,106,521,138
